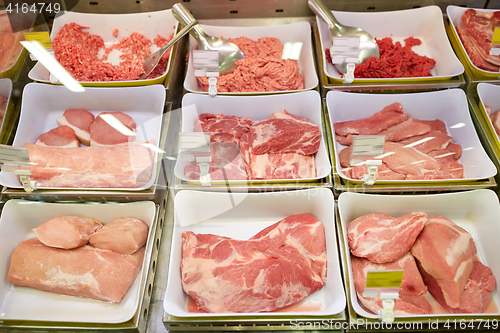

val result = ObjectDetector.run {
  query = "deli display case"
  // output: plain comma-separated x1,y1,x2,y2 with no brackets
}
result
1,1,500,332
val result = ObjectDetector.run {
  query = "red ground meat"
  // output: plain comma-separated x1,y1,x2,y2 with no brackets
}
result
53,23,173,81
325,37,436,78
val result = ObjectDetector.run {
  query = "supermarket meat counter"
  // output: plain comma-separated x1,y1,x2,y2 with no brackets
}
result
1,0,500,332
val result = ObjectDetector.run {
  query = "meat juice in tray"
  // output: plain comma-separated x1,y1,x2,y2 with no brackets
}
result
183,21,318,94
316,6,464,83
175,91,331,184
164,189,346,317
327,89,496,183
0,200,156,323
0,83,165,190
338,190,500,319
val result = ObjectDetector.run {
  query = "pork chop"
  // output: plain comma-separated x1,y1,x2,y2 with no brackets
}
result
35,126,79,148
90,111,136,146
382,142,441,175
56,109,95,146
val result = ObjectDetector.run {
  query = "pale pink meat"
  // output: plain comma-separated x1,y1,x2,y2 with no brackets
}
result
334,102,408,137
90,112,136,146
250,110,321,155
335,133,354,146
181,213,326,313
349,163,406,180
419,261,495,313
351,254,431,315
492,111,500,135
484,105,493,119
411,216,478,308
412,119,448,134
197,37,303,92
398,130,453,154
8,238,144,303
348,212,428,263
383,142,441,175
250,152,316,179
25,140,155,188
34,216,103,249
378,119,431,142
35,126,80,148
89,217,148,255
56,109,95,146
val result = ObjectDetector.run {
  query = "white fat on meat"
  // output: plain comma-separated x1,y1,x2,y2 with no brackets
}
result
56,109,95,146
35,125,80,148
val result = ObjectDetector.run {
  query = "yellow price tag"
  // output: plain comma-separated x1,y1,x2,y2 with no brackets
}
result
492,27,500,46
23,32,53,49
366,270,404,289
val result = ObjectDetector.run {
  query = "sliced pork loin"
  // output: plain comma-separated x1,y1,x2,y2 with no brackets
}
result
8,238,144,303
89,217,149,255
90,111,136,146
35,125,79,148
348,212,428,263
411,216,478,309
34,216,103,249
351,253,431,315
56,109,95,146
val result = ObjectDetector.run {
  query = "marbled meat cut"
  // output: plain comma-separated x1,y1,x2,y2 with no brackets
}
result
34,216,103,249
249,152,316,179
334,102,408,137
250,110,321,155
90,112,136,146
194,113,254,143
89,217,149,255
181,213,327,313
35,125,80,148
25,140,154,188
419,260,495,313
456,25,500,72
8,237,144,303
347,212,428,263
411,216,478,308
351,254,431,315
56,109,95,146
461,9,500,67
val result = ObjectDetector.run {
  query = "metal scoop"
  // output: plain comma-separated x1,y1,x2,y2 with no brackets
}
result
139,20,197,80
172,2,245,74
308,0,379,74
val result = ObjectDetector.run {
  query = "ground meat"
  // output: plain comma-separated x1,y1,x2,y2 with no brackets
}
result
325,37,436,78
197,37,304,92
113,28,119,38
53,23,173,81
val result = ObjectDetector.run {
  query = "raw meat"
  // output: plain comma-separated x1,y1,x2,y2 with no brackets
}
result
461,9,500,67
8,238,144,303
326,37,436,78
456,25,500,72
378,119,431,142
413,119,448,134
34,216,103,249
25,140,155,188
334,102,408,137
335,133,354,146
411,216,478,308
250,110,321,155
90,111,136,146
249,152,316,179
197,37,303,92
398,130,453,154
348,212,428,263
195,113,254,143
485,105,493,119
349,163,406,181
419,261,495,313
35,126,80,148
0,13,25,72
181,213,327,313
351,254,431,315
492,111,500,135
383,142,441,175
53,23,173,81
56,109,95,146
89,217,148,255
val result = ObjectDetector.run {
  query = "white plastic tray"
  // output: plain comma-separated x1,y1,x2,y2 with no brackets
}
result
0,200,156,323
0,83,165,190
317,5,464,83
327,89,496,183
28,9,178,86
175,91,331,184
184,21,318,94
338,190,500,319
164,188,345,317
477,82,500,148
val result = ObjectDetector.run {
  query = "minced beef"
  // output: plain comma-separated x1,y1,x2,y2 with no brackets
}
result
325,37,436,78
53,23,173,81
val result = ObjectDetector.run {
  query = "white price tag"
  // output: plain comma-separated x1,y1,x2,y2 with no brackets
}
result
330,36,360,64
0,145,30,166
193,50,220,77
351,135,385,157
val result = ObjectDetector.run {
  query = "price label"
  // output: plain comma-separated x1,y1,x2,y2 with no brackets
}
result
24,32,53,49
193,50,219,77
366,270,404,289
351,135,385,157
330,36,360,64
